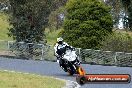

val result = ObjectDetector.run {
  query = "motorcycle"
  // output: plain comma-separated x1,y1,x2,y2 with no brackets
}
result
58,48,86,75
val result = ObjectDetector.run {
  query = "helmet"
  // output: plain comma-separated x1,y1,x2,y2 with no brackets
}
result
57,37,63,42
57,37,63,44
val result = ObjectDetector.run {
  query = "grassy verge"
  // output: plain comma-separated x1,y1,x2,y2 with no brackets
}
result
0,12,12,41
0,12,12,53
0,40,8,51
0,71,65,88
45,28,62,46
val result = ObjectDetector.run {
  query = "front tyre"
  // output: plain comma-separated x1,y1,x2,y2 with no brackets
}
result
67,62,76,75
76,76,87,85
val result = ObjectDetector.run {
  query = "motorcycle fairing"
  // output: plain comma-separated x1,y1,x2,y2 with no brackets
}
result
63,50,77,61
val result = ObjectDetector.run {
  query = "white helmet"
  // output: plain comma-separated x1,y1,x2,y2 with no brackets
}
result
57,37,63,42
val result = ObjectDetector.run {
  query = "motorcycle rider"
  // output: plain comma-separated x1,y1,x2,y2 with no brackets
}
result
54,37,80,72
54,37,72,72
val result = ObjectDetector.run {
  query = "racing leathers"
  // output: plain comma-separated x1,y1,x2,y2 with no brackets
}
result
54,42,72,72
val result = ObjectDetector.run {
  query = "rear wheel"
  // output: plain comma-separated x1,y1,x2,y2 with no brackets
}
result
76,76,87,85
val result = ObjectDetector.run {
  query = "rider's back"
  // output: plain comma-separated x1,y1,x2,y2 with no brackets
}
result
54,42,68,56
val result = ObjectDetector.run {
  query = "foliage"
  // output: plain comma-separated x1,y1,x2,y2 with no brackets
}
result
52,0,67,8
100,32,132,53
104,0,122,28
121,0,132,31
0,12,12,40
104,0,132,31
8,0,54,43
48,0,68,31
60,0,113,49
48,6,66,31
0,0,8,2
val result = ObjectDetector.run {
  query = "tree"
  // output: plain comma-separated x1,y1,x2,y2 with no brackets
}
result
52,0,67,9
104,0,122,29
48,0,67,31
8,0,58,59
121,0,132,31
0,0,10,12
8,0,54,43
48,6,66,31
60,0,113,49
100,32,132,53
104,0,132,31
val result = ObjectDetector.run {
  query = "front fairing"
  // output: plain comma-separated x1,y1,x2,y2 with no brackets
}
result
63,50,77,61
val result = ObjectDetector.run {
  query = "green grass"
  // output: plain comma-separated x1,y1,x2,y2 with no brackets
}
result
0,12,11,51
0,41,8,51
0,71,65,88
45,28,62,46
0,12,12,41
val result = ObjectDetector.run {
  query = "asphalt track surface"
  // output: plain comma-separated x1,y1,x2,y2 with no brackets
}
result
0,58,132,88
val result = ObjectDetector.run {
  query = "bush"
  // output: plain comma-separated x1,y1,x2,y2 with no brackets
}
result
100,32,132,53
60,0,113,49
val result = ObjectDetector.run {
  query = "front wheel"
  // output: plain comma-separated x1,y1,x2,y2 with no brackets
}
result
67,62,76,75
76,76,87,85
